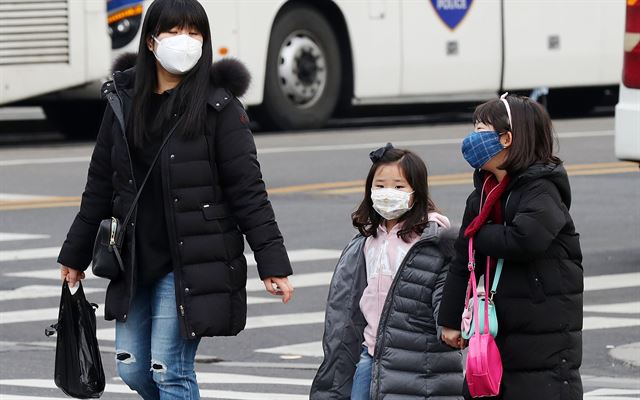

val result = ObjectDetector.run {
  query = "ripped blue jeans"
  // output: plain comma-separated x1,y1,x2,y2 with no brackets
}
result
115,272,201,400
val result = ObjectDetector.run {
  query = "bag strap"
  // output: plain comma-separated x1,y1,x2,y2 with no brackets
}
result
490,258,504,298
120,116,184,230
468,238,490,336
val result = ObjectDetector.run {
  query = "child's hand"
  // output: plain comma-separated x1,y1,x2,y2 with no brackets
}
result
441,327,464,349
262,276,294,304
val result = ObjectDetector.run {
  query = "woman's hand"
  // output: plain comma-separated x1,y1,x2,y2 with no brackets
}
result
60,265,85,288
441,326,465,349
262,276,294,304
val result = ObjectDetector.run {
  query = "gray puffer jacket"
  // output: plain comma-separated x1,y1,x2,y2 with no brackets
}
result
310,222,464,399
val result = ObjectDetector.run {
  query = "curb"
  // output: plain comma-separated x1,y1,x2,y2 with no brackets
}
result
609,342,640,368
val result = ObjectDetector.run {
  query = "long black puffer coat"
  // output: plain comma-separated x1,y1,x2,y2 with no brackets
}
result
311,222,464,399
58,55,292,340
438,163,583,400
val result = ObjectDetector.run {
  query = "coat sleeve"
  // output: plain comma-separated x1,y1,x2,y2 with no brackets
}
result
473,180,566,260
214,99,292,280
57,107,115,271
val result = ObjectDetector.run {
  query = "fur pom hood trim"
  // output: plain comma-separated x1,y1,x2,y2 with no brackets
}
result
110,52,251,97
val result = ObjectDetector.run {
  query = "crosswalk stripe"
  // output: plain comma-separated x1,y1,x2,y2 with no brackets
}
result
246,272,333,292
255,341,323,358
195,372,311,386
583,316,640,330
0,285,103,301
0,247,340,266
96,311,326,341
0,247,60,262
0,304,104,325
0,395,68,400
0,295,278,323
0,379,308,400
0,232,49,242
583,301,640,314
584,272,640,291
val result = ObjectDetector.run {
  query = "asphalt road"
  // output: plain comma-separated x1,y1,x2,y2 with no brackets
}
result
0,115,638,399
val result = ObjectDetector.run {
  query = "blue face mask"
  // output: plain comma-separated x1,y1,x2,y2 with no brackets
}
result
461,130,504,169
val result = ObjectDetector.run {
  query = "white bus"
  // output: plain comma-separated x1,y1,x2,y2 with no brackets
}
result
0,0,111,135
615,0,640,163
1,0,627,134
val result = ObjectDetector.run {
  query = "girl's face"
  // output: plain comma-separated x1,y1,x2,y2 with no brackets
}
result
147,25,204,52
474,121,512,171
372,163,414,203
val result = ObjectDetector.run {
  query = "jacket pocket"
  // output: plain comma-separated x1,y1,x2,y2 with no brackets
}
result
227,256,247,290
201,203,231,220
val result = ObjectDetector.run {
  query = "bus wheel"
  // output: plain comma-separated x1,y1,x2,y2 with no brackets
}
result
258,5,341,130
42,100,105,139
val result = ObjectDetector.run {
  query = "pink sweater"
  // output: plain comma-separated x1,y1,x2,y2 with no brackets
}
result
359,213,451,356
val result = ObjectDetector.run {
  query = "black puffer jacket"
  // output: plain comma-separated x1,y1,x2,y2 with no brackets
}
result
311,222,464,399
438,163,583,400
58,56,292,340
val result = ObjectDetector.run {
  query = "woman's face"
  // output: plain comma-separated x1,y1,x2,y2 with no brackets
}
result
147,25,203,52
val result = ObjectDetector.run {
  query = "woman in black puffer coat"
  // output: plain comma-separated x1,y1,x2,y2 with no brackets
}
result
57,1,293,398
438,94,583,400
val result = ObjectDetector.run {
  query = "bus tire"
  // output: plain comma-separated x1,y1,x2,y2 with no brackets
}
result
43,100,106,139
258,4,342,130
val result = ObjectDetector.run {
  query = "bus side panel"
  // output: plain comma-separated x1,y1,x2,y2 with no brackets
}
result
235,1,285,106
335,1,402,100
400,0,501,97
503,1,624,90
0,2,110,104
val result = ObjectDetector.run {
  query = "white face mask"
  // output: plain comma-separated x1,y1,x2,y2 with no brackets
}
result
371,188,414,220
153,34,203,75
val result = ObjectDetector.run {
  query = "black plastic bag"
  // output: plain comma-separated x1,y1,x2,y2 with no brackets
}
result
45,281,105,398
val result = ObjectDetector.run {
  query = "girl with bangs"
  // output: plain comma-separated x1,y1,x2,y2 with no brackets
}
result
311,144,463,400
438,94,584,400
58,0,293,398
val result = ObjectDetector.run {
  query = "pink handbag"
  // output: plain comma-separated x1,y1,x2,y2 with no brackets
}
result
465,238,503,397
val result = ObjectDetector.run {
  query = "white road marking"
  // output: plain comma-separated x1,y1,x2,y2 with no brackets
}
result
195,372,311,386
583,317,640,331
96,311,326,341
0,304,104,325
0,130,613,167
0,379,308,400
0,295,276,322
257,131,613,155
0,395,69,400
0,247,340,266
583,301,640,314
584,272,640,291
585,388,640,399
255,341,323,358
246,271,333,292
0,285,103,301
0,193,53,201
0,246,60,262
5,268,97,280
0,232,49,242
0,156,91,167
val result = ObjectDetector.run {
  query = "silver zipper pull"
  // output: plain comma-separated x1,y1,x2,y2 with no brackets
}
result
179,305,185,316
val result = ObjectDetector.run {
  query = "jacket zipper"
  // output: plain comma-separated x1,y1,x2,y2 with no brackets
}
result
159,133,193,338
370,237,435,397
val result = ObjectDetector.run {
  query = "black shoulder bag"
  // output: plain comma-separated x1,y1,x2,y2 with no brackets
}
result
92,117,182,280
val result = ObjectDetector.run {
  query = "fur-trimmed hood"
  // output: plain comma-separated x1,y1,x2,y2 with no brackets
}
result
110,52,251,98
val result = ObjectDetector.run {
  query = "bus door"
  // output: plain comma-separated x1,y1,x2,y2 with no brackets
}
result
400,0,501,99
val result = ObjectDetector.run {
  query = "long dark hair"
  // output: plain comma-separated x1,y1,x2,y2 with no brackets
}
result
129,0,213,147
352,148,437,242
473,94,561,173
